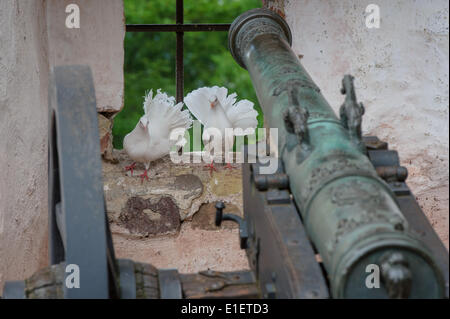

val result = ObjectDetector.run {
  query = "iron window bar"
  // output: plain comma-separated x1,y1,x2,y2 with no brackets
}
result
125,0,231,103
126,24,231,32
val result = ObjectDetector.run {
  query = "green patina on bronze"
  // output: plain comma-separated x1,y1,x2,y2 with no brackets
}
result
229,8,444,298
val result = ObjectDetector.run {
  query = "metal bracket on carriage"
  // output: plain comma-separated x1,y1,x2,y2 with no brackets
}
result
215,202,248,249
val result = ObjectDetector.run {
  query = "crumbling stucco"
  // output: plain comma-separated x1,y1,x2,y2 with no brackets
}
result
262,0,285,19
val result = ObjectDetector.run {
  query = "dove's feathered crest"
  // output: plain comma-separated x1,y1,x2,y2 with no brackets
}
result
143,89,193,130
184,86,258,135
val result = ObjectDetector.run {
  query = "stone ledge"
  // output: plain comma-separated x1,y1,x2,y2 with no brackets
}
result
102,150,243,238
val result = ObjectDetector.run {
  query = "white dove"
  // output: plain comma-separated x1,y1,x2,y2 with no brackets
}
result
184,86,258,172
123,89,193,181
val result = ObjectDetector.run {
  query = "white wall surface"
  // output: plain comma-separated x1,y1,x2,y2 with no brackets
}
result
0,0,49,291
0,0,124,291
284,0,449,248
47,0,125,113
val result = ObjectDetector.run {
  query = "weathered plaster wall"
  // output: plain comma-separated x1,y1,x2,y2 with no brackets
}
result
0,0,49,291
47,0,125,159
284,0,449,248
0,0,125,290
47,0,125,113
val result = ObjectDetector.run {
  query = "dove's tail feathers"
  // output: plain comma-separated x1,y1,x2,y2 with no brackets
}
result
168,105,193,131
167,107,192,150
184,86,234,125
159,101,193,131
226,99,259,135
185,86,258,135
143,89,154,114
143,89,176,116
142,89,193,130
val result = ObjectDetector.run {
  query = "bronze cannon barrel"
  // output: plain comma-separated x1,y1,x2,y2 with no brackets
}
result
229,8,444,298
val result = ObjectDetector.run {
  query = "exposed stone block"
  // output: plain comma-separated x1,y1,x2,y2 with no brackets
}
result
102,150,244,238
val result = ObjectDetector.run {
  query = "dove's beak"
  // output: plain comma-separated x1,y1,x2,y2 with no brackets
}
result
210,97,218,109
139,118,148,130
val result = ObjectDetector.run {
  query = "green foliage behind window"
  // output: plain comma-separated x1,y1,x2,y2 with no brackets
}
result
113,0,262,149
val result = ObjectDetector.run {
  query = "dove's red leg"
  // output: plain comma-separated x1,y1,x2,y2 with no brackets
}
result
204,163,217,175
125,162,137,176
224,163,236,170
139,169,149,183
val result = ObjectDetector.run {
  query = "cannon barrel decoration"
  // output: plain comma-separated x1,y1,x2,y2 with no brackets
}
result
228,8,445,298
